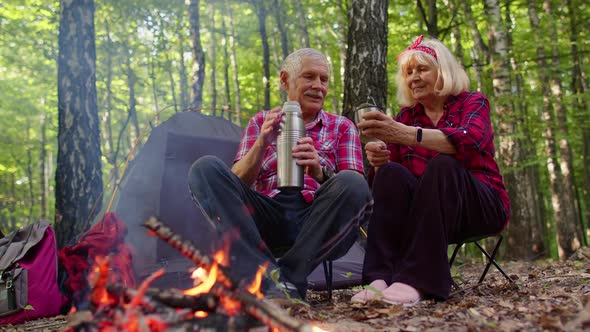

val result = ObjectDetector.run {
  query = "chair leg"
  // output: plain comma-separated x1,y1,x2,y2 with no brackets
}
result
474,235,512,284
323,260,333,301
448,243,464,290
449,242,464,267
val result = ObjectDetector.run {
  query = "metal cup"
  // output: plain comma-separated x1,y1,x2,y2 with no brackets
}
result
354,101,383,144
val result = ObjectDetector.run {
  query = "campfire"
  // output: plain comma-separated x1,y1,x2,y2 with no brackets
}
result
64,217,326,332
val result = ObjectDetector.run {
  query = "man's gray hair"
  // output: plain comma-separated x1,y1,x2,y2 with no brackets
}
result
281,48,328,83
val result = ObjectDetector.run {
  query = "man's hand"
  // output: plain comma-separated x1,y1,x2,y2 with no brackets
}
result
292,136,323,182
365,140,390,167
258,106,283,148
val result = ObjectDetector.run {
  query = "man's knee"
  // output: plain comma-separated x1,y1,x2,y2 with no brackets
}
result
188,155,227,189
332,171,371,201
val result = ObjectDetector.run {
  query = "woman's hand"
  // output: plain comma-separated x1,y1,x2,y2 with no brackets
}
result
365,140,390,167
293,137,323,181
357,111,412,145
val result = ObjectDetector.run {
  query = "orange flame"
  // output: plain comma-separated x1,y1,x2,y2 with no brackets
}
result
183,263,219,296
247,263,268,299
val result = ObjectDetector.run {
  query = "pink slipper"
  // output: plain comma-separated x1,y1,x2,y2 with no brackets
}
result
381,282,421,307
351,279,388,304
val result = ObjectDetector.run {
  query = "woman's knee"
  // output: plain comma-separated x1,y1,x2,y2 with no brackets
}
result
423,155,460,178
372,162,415,193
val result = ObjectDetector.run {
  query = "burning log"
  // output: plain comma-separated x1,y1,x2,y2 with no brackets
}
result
143,216,316,332
143,216,234,289
106,283,219,312
67,217,324,332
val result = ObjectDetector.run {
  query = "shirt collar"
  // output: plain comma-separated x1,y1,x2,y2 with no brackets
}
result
306,109,327,130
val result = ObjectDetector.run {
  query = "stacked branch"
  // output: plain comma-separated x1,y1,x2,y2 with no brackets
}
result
143,216,314,332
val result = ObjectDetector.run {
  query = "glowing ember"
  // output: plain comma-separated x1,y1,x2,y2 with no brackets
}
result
194,311,208,318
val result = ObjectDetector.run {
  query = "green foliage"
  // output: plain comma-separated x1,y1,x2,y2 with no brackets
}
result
0,0,589,259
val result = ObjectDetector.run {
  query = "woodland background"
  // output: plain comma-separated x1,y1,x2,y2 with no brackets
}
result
0,0,589,263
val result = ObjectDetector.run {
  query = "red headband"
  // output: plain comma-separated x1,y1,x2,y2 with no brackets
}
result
397,35,438,61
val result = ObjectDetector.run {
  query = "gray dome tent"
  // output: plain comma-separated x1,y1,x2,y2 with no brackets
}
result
109,110,365,291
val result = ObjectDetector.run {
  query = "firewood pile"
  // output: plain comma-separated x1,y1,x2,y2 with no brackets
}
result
64,217,323,332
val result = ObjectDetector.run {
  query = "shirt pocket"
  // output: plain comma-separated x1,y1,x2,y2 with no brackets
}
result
317,139,337,169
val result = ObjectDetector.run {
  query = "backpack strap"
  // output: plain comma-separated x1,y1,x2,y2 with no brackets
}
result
0,221,47,272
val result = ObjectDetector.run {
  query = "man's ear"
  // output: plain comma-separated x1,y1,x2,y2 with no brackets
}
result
279,71,289,91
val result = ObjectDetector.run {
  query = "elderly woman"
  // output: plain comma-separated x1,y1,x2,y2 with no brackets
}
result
351,36,510,305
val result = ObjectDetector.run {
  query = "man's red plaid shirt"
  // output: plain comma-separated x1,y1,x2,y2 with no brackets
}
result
235,109,364,203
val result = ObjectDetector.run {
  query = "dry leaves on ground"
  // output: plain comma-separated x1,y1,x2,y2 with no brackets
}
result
3,254,590,331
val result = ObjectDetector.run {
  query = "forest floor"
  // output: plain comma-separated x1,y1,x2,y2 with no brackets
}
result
3,249,590,332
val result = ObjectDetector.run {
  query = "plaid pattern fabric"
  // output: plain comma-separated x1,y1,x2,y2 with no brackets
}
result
235,109,364,203
387,91,510,219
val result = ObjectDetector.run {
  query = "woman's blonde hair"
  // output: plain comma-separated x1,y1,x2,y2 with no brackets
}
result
395,37,470,107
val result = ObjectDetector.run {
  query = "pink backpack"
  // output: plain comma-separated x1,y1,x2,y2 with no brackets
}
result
0,221,67,324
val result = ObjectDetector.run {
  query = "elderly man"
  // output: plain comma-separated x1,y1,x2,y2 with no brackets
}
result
188,48,372,300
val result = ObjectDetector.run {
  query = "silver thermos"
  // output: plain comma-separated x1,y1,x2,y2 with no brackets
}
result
277,101,305,189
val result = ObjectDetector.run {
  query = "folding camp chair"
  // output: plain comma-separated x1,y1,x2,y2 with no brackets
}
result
448,234,512,289
321,225,368,302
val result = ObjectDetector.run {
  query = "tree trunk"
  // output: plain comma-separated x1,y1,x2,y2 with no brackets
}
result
222,18,232,120
461,0,489,93
343,0,388,119
39,110,48,220
103,19,117,183
506,0,547,255
224,0,242,125
188,0,205,111
178,23,189,112
208,2,217,115
417,0,438,38
545,0,583,255
252,0,271,110
56,0,103,248
25,124,34,222
294,0,310,48
484,0,544,260
567,0,590,239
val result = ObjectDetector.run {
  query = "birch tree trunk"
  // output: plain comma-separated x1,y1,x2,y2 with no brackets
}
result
461,0,489,93
343,0,388,119
252,0,271,110
294,0,310,48
208,2,217,115
484,0,544,259
545,0,583,255
56,0,103,248
224,0,242,125
189,0,205,111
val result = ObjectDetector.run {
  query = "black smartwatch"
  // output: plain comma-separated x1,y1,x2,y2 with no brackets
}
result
320,166,335,183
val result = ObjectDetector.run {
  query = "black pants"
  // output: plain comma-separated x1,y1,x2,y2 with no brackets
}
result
362,155,506,300
188,156,373,297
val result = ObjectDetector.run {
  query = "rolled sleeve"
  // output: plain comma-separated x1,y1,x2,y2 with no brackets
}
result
440,93,492,160
335,118,364,174
234,112,264,163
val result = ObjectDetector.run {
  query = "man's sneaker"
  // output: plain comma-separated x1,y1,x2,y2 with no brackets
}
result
264,281,306,307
